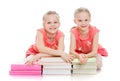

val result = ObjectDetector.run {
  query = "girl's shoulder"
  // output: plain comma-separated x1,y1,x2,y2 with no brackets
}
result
71,26,77,29
37,28,46,35
70,26,78,34
89,25,100,32
70,26,77,31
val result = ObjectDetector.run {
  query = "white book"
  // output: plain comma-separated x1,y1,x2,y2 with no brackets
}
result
39,62,71,66
43,69,71,75
43,64,71,69
40,57,65,63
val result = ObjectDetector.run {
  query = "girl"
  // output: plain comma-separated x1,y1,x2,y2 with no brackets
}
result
70,7,108,70
25,11,74,65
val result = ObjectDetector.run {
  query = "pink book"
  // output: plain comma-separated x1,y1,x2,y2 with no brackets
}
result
9,70,42,75
11,64,42,71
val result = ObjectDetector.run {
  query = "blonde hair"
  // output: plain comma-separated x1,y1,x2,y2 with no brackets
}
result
74,7,91,18
43,11,60,21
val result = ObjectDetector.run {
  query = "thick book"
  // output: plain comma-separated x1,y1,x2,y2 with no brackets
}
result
9,70,42,75
72,64,97,69
43,68,71,75
43,64,71,69
39,57,71,66
72,58,96,65
10,64,42,71
39,57,65,63
72,69,96,74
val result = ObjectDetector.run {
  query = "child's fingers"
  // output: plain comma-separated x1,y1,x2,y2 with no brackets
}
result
81,54,87,58
78,54,88,64
70,56,75,61
70,55,76,58
25,60,34,65
84,54,88,58
79,56,84,64
65,56,73,63
83,58,88,64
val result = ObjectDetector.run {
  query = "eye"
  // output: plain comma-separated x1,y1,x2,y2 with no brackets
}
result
85,19,88,21
78,20,82,22
54,21,58,24
47,22,51,24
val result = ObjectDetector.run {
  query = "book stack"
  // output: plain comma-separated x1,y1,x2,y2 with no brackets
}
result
39,57,72,75
72,58,97,75
9,64,42,75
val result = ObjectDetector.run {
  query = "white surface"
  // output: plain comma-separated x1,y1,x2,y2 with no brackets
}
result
0,0,120,81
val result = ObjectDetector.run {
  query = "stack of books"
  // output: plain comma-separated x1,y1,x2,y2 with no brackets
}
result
72,58,97,75
9,64,42,75
39,57,72,75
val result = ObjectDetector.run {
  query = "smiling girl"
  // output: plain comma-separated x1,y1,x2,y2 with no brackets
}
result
25,11,74,65
70,7,108,70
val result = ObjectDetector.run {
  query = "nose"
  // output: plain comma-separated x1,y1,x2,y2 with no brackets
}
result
82,21,86,24
51,23,55,26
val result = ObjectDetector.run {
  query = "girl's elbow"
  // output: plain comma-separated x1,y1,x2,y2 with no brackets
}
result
36,45,43,52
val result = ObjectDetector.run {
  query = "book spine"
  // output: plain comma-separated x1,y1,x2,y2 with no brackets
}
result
72,69,96,74
11,64,42,71
9,70,42,75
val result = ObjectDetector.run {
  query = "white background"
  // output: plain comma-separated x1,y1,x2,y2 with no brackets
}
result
0,0,120,81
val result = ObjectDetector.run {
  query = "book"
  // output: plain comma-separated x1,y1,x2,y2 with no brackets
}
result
72,58,97,75
38,56,72,75
72,64,97,69
10,64,42,71
39,57,65,63
43,69,71,75
72,58,96,65
9,70,42,75
43,64,71,69
72,69,96,74
9,64,42,75
39,56,71,66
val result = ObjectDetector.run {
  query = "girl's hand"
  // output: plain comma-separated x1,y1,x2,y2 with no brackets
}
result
78,54,88,64
25,57,34,65
33,54,41,62
60,52,75,63
25,54,41,65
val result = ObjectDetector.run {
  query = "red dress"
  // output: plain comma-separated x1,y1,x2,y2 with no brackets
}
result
26,28,64,57
70,25,108,57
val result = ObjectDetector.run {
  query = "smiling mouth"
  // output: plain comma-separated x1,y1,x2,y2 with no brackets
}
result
81,26,86,28
49,27,56,30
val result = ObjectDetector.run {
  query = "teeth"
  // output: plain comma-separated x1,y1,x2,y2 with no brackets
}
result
49,28,56,30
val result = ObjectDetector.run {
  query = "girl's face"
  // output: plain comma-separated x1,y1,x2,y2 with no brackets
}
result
74,12,91,31
43,14,60,34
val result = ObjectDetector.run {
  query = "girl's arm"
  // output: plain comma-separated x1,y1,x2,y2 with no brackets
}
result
86,32,99,57
36,31,66,56
57,36,64,51
36,31,73,63
70,32,88,64
69,32,79,57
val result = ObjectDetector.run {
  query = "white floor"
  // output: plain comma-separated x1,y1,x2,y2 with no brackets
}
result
0,0,120,81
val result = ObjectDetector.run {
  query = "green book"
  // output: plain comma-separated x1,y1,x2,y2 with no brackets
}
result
72,64,97,69
72,58,96,65
72,69,96,74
